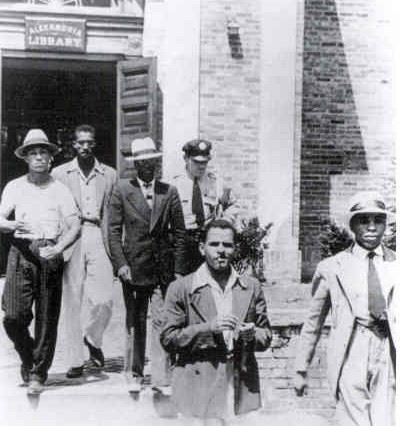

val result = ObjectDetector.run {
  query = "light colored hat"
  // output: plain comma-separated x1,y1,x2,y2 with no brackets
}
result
131,137,162,161
346,191,394,227
15,129,59,159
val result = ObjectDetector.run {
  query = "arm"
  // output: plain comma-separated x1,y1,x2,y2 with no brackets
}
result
294,263,331,395
169,186,187,276
107,184,129,273
0,182,19,233
253,282,272,351
161,280,218,353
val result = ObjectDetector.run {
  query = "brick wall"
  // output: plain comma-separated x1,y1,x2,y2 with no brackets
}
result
300,0,395,280
199,0,261,215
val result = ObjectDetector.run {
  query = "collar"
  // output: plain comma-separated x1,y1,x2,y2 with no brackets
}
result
191,263,244,293
351,242,384,260
137,178,155,191
68,157,105,175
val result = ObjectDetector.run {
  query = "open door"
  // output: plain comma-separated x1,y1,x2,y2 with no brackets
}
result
116,57,158,178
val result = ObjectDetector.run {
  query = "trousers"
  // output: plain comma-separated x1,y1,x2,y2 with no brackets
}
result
336,323,395,426
61,225,114,367
122,283,172,386
1,241,63,382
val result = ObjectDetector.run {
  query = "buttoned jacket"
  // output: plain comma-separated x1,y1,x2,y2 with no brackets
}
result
161,270,272,417
107,178,186,287
294,245,396,399
52,158,117,261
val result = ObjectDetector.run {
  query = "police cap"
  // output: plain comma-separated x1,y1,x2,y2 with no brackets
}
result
182,139,212,162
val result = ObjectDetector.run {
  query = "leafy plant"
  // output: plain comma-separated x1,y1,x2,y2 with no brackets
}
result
232,217,272,282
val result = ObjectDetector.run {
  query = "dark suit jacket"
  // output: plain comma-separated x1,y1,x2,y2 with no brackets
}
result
161,271,272,417
108,178,186,287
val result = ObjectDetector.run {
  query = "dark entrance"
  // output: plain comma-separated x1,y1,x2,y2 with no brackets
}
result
0,57,117,273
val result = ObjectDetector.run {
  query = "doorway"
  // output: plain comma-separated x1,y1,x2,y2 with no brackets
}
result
1,56,117,273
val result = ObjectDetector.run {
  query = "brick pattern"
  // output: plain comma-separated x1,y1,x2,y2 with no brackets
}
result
299,0,395,280
199,0,261,215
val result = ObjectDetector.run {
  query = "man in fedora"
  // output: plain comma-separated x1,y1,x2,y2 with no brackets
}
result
172,139,239,274
108,136,186,394
52,124,117,378
0,129,80,394
294,191,396,426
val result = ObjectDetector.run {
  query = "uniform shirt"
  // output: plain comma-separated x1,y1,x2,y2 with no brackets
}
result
172,169,237,229
192,263,240,351
0,175,78,240
351,243,386,324
137,178,155,208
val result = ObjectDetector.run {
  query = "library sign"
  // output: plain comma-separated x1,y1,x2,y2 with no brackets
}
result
25,18,86,53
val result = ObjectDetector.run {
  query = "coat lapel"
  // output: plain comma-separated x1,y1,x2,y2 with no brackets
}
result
232,278,253,323
126,179,151,222
67,168,82,211
190,284,217,322
95,164,106,214
150,180,169,232
334,248,362,311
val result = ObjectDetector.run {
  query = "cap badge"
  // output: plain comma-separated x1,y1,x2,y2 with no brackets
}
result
199,142,207,150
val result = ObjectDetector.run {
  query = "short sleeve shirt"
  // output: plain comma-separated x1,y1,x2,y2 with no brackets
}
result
0,175,79,240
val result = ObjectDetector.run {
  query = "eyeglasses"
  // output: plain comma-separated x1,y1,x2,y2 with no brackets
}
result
75,140,95,146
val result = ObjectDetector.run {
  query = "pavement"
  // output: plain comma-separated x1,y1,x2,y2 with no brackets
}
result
0,277,331,426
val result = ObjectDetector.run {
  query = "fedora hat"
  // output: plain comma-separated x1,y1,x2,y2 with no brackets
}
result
345,191,394,227
131,137,162,161
15,129,59,159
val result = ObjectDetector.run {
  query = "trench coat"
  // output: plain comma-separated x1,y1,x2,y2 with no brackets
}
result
107,178,187,287
160,271,272,418
294,245,396,399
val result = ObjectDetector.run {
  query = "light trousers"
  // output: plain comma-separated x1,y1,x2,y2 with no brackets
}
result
336,324,395,426
62,225,114,368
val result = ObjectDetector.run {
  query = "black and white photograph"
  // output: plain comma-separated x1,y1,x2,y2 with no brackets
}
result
0,1,398,425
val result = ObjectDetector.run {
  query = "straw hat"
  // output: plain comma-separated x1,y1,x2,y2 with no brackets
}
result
131,137,162,161
15,129,59,159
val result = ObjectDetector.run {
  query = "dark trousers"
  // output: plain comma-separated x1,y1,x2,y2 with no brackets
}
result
1,241,63,382
183,230,204,275
122,282,173,383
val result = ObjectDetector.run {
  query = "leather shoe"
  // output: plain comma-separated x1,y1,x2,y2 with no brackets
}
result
20,364,31,385
84,337,104,367
66,366,84,379
27,379,44,395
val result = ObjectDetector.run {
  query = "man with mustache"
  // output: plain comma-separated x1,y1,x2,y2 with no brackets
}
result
294,192,396,426
52,124,117,378
0,129,80,395
161,219,271,425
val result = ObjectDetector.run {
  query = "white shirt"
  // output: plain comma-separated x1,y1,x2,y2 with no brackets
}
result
76,159,102,220
351,243,386,323
0,175,78,240
193,263,240,351
137,178,155,208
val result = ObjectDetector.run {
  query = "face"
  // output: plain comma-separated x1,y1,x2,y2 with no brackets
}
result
200,227,235,273
350,213,386,250
135,158,158,182
24,146,52,173
185,156,209,179
73,131,96,159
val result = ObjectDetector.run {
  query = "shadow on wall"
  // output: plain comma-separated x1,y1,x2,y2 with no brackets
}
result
299,0,368,281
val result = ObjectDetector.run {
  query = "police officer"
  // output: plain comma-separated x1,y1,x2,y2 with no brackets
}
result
172,139,238,274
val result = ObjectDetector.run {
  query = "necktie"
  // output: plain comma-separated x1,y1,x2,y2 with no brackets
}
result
192,178,205,227
367,251,386,319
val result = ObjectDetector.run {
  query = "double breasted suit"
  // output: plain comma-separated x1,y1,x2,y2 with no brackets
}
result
108,178,186,380
161,272,271,418
295,245,396,426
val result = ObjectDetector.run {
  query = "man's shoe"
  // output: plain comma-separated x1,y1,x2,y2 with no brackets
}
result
66,366,84,379
20,364,31,385
152,385,172,397
84,337,104,367
27,379,44,395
